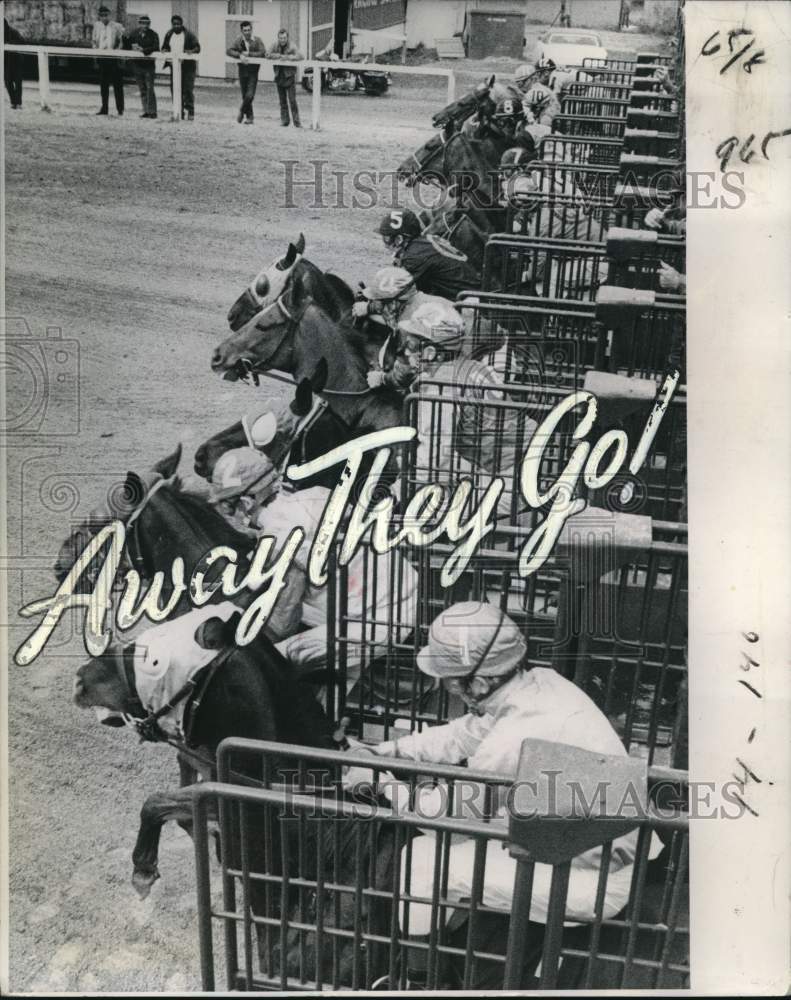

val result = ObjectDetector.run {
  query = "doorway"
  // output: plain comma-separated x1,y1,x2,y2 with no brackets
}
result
334,0,351,57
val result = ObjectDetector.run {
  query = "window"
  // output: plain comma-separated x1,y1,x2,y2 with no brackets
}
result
227,1,253,15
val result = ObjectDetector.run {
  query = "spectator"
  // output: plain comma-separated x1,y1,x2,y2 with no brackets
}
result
227,20,266,124
92,5,125,117
269,28,303,128
376,209,479,301
123,14,159,119
4,18,24,110
162,14,201,121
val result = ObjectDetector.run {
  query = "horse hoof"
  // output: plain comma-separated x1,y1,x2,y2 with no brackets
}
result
132,867,160,899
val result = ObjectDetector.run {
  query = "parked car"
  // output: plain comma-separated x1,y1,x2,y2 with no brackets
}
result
535,29,608,68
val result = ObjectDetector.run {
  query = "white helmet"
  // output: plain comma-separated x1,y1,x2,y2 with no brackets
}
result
514,62,535,85
209,447,279,504
416,603,527,679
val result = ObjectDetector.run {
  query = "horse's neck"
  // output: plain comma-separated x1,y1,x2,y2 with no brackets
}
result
295,305,368,400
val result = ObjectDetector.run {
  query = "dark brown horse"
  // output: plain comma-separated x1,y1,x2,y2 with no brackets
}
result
211,236,404,458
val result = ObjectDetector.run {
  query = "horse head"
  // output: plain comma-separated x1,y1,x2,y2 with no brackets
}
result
227,234,306,333
53,444,183,589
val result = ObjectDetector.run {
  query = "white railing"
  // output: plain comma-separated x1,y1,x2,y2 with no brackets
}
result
5,44,455,130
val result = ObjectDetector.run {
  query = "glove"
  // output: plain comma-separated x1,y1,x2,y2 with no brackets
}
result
644,207,666,230
658,261,683,292
352,300,369,319
367,370,385,389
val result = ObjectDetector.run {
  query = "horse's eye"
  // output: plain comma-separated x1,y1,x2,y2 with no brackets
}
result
255,274,269,298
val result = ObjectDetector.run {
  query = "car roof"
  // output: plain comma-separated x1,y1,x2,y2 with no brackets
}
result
545,30,602,44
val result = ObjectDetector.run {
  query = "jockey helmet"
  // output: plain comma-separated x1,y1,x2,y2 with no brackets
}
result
514,62,535,85
397,304,464,354
493,97,524,122
363,266,415,302
209,447,280,504
416,603,527,679
377,209,421,240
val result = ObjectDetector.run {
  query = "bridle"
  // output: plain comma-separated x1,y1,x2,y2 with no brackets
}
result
112,633,237,747
233,282,376,399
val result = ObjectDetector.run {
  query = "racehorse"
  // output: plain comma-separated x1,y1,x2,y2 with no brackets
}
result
211,236,404,472
193,359,352,488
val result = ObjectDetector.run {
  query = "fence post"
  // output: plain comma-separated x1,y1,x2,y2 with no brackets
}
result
37,49,51,111
446,69,455,106
171,54,182,121
311,62,321,130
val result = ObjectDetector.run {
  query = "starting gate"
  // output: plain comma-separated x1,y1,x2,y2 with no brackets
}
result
191,740,689,991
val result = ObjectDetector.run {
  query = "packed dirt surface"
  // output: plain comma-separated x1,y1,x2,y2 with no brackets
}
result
4,75,453,993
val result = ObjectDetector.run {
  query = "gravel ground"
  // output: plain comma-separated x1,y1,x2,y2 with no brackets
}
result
4,75,449,994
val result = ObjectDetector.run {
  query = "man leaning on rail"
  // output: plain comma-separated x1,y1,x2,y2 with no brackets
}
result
227,20,267,124
346,603,662,990
123,14,159,119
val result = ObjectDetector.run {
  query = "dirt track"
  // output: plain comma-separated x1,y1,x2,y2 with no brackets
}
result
4,76,449,993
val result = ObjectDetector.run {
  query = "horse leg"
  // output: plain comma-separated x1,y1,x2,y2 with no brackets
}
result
131,785,199,898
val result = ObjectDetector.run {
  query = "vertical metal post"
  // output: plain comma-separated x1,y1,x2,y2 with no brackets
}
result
37,49,51,110
172,54,182,121
401,37,407,65
502,850,536,988
311,62,321,130
446,70,455,106
193,792,216,991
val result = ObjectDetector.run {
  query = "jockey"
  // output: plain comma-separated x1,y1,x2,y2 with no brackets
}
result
391,307,535,517
353,266,463,387
209,447,418,684
359,603,660,987
376,209,478,301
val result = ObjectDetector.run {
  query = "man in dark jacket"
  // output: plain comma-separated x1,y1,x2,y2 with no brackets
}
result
268,28,303,127
123,14,159,118
162,14,200,120
4,19,24,110
227,20,266,124
377,209,479,300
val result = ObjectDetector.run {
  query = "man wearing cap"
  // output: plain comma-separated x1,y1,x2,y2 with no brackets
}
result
209,447,418,685
92,5,125,116
359,603,658,987
162,14,201,120
123,15,159,119
376,209,479,301
227,21,267,124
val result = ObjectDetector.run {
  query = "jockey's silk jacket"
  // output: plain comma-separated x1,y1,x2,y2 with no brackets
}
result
395,237,478,300
382,667,662,924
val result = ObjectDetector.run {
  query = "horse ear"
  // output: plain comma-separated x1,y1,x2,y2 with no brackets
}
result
294,377,313,416
487,74,496,89
281,242,298,269
124,471,147,508
194,612,239,651
310,357,328,394
153,443,182,479
295,233,305,256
